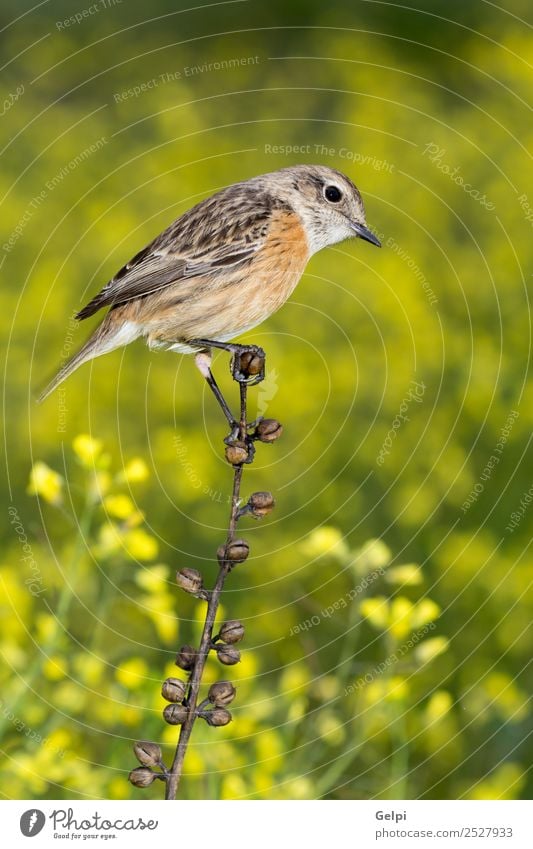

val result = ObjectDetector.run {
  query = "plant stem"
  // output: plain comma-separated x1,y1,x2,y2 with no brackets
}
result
384,632,409,799
165,383,248,800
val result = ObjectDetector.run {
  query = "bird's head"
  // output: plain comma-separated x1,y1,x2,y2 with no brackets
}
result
274,164,381,255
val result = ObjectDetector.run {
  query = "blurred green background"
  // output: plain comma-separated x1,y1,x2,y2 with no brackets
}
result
1,0,531,800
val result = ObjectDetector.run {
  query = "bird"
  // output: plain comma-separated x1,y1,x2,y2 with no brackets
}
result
38,164,381,408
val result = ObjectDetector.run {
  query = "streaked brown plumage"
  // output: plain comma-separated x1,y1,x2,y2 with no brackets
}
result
38,164,380,401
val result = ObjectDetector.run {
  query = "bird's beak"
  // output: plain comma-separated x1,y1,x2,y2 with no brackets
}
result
350,221,382,247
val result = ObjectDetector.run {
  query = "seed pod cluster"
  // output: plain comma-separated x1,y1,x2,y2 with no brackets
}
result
129,741,167,789
131,352,282,795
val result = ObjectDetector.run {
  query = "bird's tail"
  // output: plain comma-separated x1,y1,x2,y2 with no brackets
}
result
37,317,140,402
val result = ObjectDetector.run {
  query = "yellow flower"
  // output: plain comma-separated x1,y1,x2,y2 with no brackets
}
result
255,730,285,771
108,777,129,799
118,704,142,727
72,433,103,466
125,528,159,560
124,510,144,528
179,745,204,776
280,663,310,694
360,596,389,630
73,653,103,686
411,598,441,629
221,772,248,799
35,613,58,643
387,675,408,701
484,673,528,722
425,690,453,722
119,457,149,483
229,648,258,682
115,657,149,689
43,655,68,681
253,771,275,797
415,636,449,665
91,470,112,499
135,564,170,593
287,697,307,722
0,571,32,640
140,593,178,643
95,523,122,558
54,681,86,713
27,461,63,505
46,728,72,753
316,712,346,745
353,538,392,572
302,526,349,560
104,493,136,519
311,675,341,702
284,776,314,799
21,702,46,727
364,675,408,705
161,723,180,747
389,597,414,639
467,763,525,800
385,564,422,586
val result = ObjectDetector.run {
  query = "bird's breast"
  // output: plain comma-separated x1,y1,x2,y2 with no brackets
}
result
141,209,310,346
246,207,310,310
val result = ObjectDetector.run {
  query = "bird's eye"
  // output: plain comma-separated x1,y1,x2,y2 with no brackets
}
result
324,185,342,203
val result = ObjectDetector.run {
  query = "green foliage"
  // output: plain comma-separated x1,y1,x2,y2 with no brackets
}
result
1,0,531,800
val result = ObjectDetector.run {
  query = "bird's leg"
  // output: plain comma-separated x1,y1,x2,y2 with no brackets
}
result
194,351,240,441
191,339,266,386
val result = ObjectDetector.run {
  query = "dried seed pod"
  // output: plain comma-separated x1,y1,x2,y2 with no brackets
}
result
217,645,241,665
163,703,188,725
225,442,249,465
248,491,275,518
208,680,236,707
133,741,162,767
255,418,283,443
226,539,250,563
129,766,156,787
238,350,265,377
161,677,187,703
204,707,232,727
175,645,197,671
217,539,250,566
176,567,203,595
219,620,245,644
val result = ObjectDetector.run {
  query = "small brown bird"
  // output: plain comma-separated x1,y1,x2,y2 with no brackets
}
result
39,164,380,405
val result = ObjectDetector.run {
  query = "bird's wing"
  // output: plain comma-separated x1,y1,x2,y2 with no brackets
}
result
76,184,284,320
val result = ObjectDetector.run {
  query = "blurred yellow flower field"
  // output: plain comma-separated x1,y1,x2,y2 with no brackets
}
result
1,0,531,801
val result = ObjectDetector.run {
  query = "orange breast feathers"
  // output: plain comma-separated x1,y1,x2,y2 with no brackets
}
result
248,208,310,310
